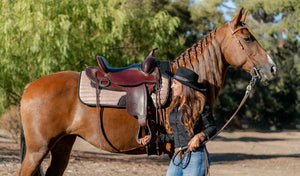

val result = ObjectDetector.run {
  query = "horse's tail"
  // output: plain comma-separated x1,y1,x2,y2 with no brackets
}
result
20,119,26,162
20,105,43,176
20,85,28,162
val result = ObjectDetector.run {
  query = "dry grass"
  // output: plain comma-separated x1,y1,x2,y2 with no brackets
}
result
0,105,20,143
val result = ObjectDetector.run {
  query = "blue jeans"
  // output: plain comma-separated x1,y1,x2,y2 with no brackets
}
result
166,147,209,176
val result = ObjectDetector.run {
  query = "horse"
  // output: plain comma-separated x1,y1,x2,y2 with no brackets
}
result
17,8,277,176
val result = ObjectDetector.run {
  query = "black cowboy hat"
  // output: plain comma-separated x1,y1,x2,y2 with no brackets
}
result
166,67,206,92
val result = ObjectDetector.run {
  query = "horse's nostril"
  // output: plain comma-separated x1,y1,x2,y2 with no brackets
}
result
271,65,277,76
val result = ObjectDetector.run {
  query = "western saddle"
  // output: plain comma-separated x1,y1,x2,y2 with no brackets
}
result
85,48,161,146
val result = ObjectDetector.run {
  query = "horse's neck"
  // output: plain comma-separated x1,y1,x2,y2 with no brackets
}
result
204,65,228,108
172,29,229,108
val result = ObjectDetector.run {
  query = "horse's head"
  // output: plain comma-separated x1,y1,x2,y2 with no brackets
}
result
221,8,277,82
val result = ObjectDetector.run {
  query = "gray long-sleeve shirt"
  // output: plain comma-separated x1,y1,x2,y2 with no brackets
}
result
160,104,217,148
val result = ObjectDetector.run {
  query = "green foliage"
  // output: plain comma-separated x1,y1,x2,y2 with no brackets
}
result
1,0,299,129
165,0,225,50
0,0,183,114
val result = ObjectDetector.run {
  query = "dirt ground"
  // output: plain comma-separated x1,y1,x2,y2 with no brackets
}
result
1,130,299,176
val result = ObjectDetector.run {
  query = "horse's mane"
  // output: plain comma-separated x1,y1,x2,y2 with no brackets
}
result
171,28,225,107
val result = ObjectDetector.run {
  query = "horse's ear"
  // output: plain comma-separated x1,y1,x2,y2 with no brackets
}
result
231,8,244,28
241,10,248,23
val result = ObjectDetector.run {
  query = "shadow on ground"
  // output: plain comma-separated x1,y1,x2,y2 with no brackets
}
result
210,153,300,164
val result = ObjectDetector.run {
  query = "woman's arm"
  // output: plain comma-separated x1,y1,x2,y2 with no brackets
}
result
201,105,217,139
139,133,174,145
188,105,217,151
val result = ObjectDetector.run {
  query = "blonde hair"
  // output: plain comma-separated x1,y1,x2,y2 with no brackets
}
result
165,83,206,136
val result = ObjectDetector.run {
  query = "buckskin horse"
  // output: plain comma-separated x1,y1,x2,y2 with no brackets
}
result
17,8,277,176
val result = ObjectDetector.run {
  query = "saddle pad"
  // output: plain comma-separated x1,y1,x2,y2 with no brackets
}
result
78,71,126,108
78,65,171,108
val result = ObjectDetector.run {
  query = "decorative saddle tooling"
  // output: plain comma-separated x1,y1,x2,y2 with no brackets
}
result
78,48,171,148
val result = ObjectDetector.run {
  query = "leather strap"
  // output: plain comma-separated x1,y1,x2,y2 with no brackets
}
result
227,22,259,75
96,70,144,152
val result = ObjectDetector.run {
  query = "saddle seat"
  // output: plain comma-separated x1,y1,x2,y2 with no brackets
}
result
98,48,157,75
97,56,141,73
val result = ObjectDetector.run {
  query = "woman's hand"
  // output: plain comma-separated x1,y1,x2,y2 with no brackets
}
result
188,133,206,151
139,135,151,145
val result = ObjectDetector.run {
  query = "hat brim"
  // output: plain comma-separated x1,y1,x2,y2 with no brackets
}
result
165,70,206,92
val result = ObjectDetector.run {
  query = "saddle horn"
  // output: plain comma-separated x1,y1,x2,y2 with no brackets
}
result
142,48,158,74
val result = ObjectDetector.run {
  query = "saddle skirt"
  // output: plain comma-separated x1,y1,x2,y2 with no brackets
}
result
78,62,171,108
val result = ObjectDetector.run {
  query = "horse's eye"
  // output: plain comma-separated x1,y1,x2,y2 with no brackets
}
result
243,36,252,42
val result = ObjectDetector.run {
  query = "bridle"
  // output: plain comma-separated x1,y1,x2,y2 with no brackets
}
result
172,22,261,174
227,22,260,79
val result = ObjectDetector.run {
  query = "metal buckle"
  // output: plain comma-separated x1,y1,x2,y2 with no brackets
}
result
250,66,259,80
245,67,259,95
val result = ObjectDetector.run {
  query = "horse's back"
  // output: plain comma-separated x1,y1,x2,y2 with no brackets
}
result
22,71,79,100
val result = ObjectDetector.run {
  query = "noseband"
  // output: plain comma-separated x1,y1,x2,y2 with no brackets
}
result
228,22,260,80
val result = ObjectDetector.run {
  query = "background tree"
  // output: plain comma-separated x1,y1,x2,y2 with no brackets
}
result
0,0,183,115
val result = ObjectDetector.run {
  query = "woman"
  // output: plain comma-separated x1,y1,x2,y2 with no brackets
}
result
140,67,217,176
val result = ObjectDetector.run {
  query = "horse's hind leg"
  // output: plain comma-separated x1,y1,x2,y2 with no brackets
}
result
17,144,49,176
45,135,77,176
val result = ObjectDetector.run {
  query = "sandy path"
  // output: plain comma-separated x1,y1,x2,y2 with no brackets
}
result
1,130,299,176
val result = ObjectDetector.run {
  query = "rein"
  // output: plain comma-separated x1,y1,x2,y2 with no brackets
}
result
172,22,260,172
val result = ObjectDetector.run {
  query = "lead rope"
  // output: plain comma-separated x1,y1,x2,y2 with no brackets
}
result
204,146,209,176
172,73,258,174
